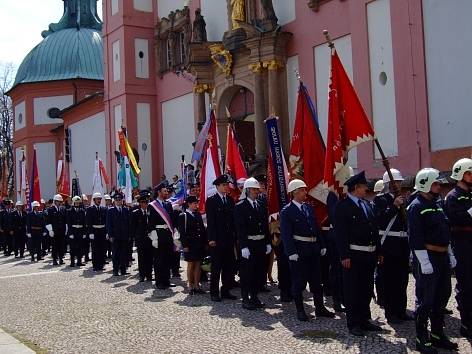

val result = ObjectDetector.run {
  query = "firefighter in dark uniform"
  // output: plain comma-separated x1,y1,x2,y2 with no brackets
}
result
46,194,67,265
148,182,175,289
104,194,113,259
10,201,27,258
107,192,131,276
131,190,152,282
206,174,238,302
27,201,47,262
334,171,382,336
67,196,86,267
373,169,413,324
281,179,335,321
408,168,458,353
82,194,91,262
444,158,472,339
1,200,13,256
178,195,207,294
86,193,107,271
234,178,272,310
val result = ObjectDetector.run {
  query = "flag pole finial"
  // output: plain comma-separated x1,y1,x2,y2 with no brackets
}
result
95,152,98,160
294,69,301,82
323,30,335,49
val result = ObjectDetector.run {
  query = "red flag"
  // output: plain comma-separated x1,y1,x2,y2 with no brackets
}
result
29,148,41,206
198,111,221,214
57,157,70,198
324,51,375,195
225,124,247,200
289,82,328,223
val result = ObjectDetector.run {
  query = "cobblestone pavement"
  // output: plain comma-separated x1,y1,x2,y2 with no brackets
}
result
0,254,470,354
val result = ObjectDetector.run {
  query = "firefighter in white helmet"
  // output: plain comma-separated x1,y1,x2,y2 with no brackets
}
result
26,201,47,262
66,196,86,267
234,177,271,310
280,179,334,321
444,158,472,339
408,168,458,352
45,194,67,265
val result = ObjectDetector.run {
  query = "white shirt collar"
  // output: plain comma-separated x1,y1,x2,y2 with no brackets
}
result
247,197,257,208
217,191,226,200
292,200,303,210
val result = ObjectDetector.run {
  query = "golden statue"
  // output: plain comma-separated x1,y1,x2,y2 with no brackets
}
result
230,0,245,29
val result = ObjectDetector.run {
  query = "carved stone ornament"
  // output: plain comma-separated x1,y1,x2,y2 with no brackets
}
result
248,62,263,73
193,83,214,94
209,44,233,76
262,59,284,71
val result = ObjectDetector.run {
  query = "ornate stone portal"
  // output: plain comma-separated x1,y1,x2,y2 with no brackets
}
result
186,0,292,173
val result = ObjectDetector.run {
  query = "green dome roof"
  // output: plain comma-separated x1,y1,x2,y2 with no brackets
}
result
13,27,103,87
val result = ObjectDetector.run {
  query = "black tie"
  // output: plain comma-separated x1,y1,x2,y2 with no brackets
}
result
302,204,310,219
222,196,226,205
358,200,367,217
253,201,258,211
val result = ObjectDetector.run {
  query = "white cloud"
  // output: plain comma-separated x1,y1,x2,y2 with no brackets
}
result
0,0,103,69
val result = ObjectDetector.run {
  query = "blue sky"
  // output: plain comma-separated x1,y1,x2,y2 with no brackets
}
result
0,0,103,69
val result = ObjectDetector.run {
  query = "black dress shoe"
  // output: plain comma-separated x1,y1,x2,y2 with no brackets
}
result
53,260,59,266
297,310,309,322
113,271,119,276
315,307,336,318
242,300,256,310
431,333,458,351
361,322,382,332
76,262,84,267
260,286,271,293
69,263,75,268
252,298,265,308
59,259,64,265
221,292,237,300
349,327,365,337
460,324,472,339
155,284,168,290
387,315,402,324
333,302,346,313
442,308,453,315
280,293,293,303
211,295,222,302
168,283,177,287
194,288,206,294
189,289,195,295
398,312,415,321
145,277,152,282
139,276,145,282
121,271,130,276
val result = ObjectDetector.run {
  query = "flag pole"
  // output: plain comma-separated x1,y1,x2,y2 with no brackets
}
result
323,30,406,219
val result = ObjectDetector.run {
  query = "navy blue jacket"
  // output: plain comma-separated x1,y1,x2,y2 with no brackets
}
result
280,201,325,257
407,194,451,250
444,186,472,234
27,211,47,236
205,193,236,248
234,199,270,249
46,205,67,235
86,204,108,235
9,209,27,236
106,206,130,241
67,207,86,237
334,196,380,260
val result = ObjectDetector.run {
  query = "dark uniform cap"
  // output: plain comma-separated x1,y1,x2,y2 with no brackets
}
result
137,190,151,202
154,181,169,193
213,174,230,186
185,195,199,204
344,170,368,187
3,199,12,205
113,192,124,200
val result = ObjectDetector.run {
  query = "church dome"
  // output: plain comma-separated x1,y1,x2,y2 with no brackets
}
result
12,0,103,88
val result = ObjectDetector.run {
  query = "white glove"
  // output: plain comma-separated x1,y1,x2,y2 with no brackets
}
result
467,206,472,217
69,235,74,240
448,246,457,269
46,224,53,232
49,231,54,238
152,240,158,248
415,250,434,274
106,234,110,241
241,247,250,259
89,234,95,240
266,244,272,255
43,232,48,237
289,253,299,261
27,233,31,238
149,230,158,242
320,248,327,256
82,235,86,239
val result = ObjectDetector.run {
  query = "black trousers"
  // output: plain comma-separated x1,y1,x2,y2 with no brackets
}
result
91,232,106,270
29,234,42,259
274,242,291,296
3,232,13,255
240,241,266,300
380,241,410,319
83,237,91,261
326,232,343,304
342,252,376,329
414,251,451,335
136,237,153,279
210,245,236,296
69,234,83,264
13,232,26,257
51,234,65,261
288,243,323,303
171,251,180,275
112,239,129,273
153,236,173,286
453,236,472,326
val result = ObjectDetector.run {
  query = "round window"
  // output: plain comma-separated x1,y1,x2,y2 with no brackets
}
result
142,143,147,151
139,51,144,59
18,113,23,124
379,72,388,86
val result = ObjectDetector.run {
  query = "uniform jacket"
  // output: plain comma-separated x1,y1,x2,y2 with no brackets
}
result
280,201,325,257
106,206,130,241
9,209,27,235
334,196,380,260
130,208,149,240
407,194,451,250
46,205,67,235
234,199,270,249
444,186,472,236
205,193,236,248
0,208,11,233
66,207,86,237
27,211,47,235
178,210,207,249
86,204,108,235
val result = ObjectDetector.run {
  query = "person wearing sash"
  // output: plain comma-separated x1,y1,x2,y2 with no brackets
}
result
148,182,175,289
131,190,152,282
67,196,86,267
335,171,382,336
106,192,131,276
234,177,272,310
373,169,413,324
178,195,207,294
281,179,334,321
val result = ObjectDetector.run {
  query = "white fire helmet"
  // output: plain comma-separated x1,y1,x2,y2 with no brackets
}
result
239,177,261,200
450,158,472,181
31,201,40,208
373,180,384,193
382,168,404,184
92,193,102,200
287,179,308,194
53,194,63,202
415,168,441,193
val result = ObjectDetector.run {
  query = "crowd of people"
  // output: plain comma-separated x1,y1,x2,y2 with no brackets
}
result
1,157,472,354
